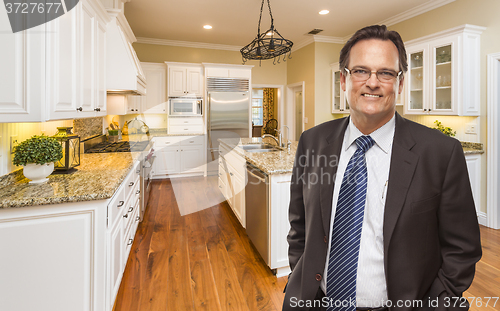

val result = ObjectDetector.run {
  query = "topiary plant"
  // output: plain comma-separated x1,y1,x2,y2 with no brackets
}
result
13,134,63,166
433,120,456,137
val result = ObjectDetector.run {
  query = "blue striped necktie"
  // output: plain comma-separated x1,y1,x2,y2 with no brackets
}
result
326,135,375,311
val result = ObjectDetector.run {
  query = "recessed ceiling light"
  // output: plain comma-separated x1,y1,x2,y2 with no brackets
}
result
319,10,329,15
203,25,212,29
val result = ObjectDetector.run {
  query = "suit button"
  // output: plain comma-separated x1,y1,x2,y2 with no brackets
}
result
315,274,322,281
324,236,328,243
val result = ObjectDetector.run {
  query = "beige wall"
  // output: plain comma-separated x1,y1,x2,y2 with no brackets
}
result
286,43,316,129
133,43,287,86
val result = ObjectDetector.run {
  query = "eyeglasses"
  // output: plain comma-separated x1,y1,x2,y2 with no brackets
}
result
344,67,402,83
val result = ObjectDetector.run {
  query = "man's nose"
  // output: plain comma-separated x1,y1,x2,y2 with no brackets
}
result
365,71,380,86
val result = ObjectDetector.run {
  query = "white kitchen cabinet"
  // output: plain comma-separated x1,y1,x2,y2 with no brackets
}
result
166,63,203,97
0,0,109,122
168,116,204,134
203,63,253,79
465,153,481,215
152,136,205,178
404,25,485,116
218,143,246,227
106,94,143,115
142,62,167,114
330,62,349,113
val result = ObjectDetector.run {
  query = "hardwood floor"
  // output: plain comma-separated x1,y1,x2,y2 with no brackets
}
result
114,177,286,311
114,177,500,311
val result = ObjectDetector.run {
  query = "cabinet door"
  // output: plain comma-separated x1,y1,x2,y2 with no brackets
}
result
186,67,203,95
107,218,123,311
46,6,80,120
180,146,205,173
429,35,458,115
95,21,107,115
405,43,427,115
331,63,349,114
169,67,186,96
230,172,245,227
155,147,180,175
143,65,166,113
80,2,96,113
0,12,45,122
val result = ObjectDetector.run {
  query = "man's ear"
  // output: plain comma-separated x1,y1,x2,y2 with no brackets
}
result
340,71,347,92
398,75,404,94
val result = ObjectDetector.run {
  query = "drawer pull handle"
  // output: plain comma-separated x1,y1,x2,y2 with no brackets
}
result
219,185,222,189
136,190,140,195
117,201,124,207
136,169,140,174
129,182,134,186
128,207,134,212
230,172,233,176
128,239,133,245
136,216,140,222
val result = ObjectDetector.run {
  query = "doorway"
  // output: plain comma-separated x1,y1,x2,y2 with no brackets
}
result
251,85,284,137
286,82,305,141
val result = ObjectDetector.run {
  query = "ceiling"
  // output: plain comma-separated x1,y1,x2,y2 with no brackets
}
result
124,0,454,49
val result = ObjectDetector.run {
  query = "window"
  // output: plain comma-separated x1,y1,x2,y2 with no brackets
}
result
252,89,264,126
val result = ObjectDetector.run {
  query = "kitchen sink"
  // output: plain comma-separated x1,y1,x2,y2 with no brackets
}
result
239,144,279,152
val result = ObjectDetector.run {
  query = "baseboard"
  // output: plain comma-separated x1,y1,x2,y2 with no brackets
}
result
477,211,488,226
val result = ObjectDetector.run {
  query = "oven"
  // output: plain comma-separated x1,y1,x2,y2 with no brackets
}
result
141,146,155,221
169,97,202,116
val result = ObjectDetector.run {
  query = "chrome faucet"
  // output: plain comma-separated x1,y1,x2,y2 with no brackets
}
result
261,125,291,152
279,125,291,152
262,133,280,146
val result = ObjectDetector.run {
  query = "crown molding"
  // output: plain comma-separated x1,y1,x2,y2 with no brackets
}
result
377,0,456,28
136,37,242,51
292,37,315,51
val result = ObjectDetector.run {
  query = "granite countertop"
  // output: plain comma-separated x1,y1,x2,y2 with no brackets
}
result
219,137,298,175
219,138,484,176
0,151,144,209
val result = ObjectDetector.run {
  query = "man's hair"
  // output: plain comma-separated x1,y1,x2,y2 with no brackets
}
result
339,25,408,75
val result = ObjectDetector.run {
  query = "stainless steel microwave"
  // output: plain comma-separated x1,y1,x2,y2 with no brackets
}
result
169,97,202,116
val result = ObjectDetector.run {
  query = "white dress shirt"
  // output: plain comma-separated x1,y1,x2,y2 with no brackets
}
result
321,115,395,307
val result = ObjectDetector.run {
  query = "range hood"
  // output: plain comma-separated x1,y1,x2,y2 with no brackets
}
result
106,12,146,95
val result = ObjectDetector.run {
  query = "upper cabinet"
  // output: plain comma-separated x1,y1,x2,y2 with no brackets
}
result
0,0,110,122
142,63,167,113
166,63,203,97
404,25,485,116
203,63,253,79
330,62,349,114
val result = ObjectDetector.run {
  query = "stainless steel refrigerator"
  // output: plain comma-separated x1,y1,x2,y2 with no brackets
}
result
206,79,250,175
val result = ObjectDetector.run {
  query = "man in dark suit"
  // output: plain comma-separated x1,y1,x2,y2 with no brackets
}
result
283,25,481,311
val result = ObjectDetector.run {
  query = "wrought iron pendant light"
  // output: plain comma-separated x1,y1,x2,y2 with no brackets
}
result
241,0,293,65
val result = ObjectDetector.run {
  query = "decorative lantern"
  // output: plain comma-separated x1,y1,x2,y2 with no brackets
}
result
53,127,80,172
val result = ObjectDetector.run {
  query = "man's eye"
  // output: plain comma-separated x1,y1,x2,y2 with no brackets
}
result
353,69,368,75
379,71,396,77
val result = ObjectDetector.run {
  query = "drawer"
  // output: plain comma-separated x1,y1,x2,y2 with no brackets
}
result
122,193,140,238
180,135,204,146
153,136,182,148
107,183,125,228
168,124,204,134
169,117,204,126
122,204,140,267
124,173,139,202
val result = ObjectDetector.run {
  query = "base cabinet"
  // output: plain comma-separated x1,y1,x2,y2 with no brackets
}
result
152,136,206,178
465,153,481,215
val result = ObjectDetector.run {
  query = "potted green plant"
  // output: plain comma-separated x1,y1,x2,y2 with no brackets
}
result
433,120,456,137
13,134,63,183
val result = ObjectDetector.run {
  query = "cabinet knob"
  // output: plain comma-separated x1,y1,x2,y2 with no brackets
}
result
135,216,140,222
129,182,134,186
423,109,427,111
428,109,432,112
76,107,83,112
128,239,133,245
136,190,140,195
117,201,124,207
94,107,101,112
128,207,134,212
123,213,129,218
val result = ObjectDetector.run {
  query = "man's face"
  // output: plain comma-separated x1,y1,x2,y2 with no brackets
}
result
340,39,404,126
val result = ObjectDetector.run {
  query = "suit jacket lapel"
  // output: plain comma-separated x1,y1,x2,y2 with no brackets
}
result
383,113,418,255
320,118,349,237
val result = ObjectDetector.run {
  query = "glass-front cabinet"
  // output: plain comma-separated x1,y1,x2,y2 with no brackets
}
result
331,62,349,114
404,25,484,116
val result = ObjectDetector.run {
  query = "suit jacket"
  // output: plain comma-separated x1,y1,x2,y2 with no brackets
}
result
283,113,482,311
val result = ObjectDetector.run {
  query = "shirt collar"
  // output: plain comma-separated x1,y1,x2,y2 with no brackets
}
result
345,114,396,154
